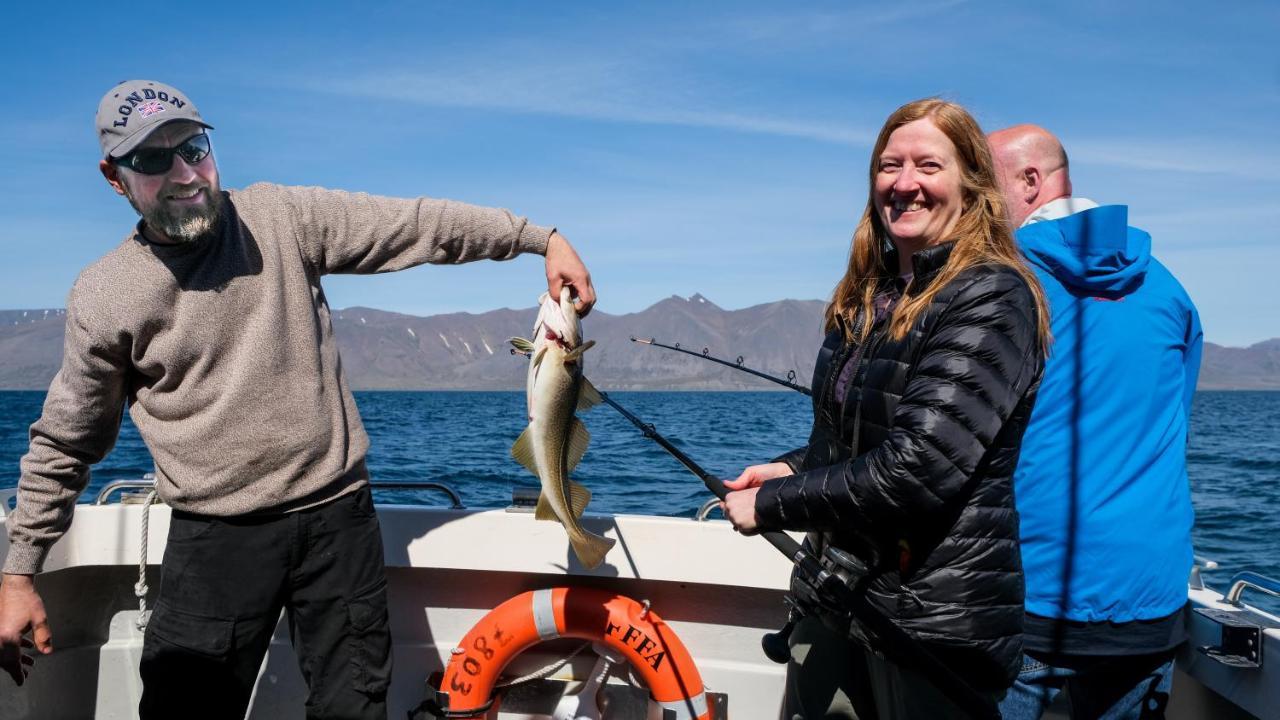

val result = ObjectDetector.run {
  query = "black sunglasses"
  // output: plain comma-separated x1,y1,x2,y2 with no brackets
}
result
116,133,212,175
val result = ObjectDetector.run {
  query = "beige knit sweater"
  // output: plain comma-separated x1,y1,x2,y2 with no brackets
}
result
4,183,551,574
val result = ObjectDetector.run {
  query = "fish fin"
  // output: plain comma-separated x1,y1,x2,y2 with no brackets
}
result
566,418,591,472
576,377,604,411
562,340,596,363
568,480,592,518
569,532,616,570
509,336,535,353
534,492,558,521
510,427,538,476
532,346,548,367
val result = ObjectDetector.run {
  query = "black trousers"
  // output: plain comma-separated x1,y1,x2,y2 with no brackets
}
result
782,616,997,719
139,486,392,720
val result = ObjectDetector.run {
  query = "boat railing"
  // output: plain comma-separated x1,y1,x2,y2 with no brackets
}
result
92,476,465,509
369,481,464,509
1193,566,1280,672
1190,554,1220,590
94,475,159,505
1224,571,1280,607
695,497,722,521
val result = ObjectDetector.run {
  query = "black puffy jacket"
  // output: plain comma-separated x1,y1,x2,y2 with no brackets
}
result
755,241,1044,691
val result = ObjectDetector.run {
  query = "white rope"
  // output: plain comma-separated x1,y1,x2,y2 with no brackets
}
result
134,491,159,632
495,641,592,689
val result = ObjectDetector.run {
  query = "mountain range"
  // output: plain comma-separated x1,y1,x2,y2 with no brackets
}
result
0,298,1276,391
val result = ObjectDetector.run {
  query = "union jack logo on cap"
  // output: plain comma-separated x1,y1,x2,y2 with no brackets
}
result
139,101,167,118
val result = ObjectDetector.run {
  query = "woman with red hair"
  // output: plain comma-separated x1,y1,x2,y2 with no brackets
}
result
724,98,1050,718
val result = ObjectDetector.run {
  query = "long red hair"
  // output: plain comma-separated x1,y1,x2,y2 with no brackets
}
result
825,98,1051,352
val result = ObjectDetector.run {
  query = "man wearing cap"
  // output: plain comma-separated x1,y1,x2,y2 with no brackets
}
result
0,79,597,719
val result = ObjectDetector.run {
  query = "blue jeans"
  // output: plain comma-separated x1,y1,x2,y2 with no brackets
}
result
998,649,1177,719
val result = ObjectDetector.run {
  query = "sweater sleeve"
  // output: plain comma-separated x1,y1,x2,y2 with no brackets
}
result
754,273,1043,537
4,291,128,574
269,184,553,276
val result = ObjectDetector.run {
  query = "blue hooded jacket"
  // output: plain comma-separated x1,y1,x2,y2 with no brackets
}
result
1015,204,1202,623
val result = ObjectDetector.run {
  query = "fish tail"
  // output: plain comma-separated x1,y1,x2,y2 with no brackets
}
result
569,531,616,570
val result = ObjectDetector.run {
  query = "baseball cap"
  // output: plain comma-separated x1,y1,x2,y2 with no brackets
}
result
96,80,213,159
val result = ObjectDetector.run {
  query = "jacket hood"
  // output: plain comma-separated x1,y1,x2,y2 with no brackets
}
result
1017,205,1151,293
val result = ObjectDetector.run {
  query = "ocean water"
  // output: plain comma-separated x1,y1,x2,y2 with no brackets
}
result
1,390,1277,612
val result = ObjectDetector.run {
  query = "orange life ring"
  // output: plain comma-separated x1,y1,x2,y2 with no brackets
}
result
432,587,710,719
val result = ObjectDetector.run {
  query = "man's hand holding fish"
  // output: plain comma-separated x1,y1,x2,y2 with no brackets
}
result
544,230,596,317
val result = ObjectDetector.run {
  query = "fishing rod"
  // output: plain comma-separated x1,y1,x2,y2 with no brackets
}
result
589,388,1000,720
630,336,811,395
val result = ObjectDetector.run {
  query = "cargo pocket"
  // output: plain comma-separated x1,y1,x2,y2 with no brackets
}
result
144,601,235,659
347,585,392,696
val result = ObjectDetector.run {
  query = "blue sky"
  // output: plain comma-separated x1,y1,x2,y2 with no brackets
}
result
2,1,1276,346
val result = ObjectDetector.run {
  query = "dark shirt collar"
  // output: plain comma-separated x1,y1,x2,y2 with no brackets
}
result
883,241,956,285
911,241,956,283
130,193,231,256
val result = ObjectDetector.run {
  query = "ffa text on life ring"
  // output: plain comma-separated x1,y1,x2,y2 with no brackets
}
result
432,587,710,719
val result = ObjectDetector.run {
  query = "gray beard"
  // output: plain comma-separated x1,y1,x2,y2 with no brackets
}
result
127,187,225,244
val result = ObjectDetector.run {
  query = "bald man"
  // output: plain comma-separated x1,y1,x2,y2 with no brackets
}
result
989,126,1202,720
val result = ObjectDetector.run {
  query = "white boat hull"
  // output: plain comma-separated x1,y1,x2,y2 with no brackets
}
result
0,492,1275,719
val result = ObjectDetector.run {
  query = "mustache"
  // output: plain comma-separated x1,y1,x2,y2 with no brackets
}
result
161,182,210,198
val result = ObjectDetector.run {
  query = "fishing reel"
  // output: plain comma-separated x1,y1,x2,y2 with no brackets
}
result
761,543,871,664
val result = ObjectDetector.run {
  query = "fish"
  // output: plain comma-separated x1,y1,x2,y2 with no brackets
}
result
509,288,614,568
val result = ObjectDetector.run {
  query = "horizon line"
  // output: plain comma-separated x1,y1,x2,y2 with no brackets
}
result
0,299,1274,350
